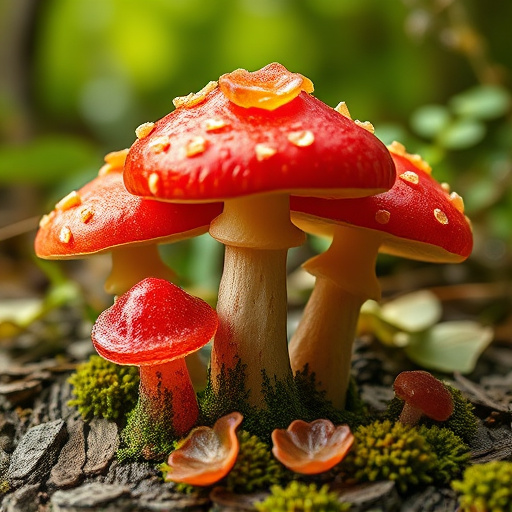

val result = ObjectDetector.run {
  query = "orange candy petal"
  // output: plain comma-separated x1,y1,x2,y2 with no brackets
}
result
219,62,314,111
163,412,243,486
271,419,354,474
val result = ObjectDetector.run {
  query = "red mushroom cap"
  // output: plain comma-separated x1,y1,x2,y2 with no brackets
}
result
91,277,218,366
291,142,473,262
123,64,395,202
393,370,454,422
34,162,222,259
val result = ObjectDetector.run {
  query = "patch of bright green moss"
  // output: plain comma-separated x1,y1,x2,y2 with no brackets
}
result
255,481,350,512
341,420,437,494
68,355,139,421
226,430,291,493
419,425,470,485
452,461,512,512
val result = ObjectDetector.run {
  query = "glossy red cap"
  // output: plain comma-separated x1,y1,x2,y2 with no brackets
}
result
393,370,454,421
291,143,473,262
123,64,395,202
91,277,218,366
35,163,222,259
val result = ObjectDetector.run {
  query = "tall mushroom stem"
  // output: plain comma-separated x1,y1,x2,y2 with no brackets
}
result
209,195,305,408
288,225,383,409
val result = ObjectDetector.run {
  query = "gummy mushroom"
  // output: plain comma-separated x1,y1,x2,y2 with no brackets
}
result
289,141,473,408
271,419,354,474
123,63,395,409
91,277,218,459
393,370,454,425
34,149,222,296
162,412,243,486
35,150,221,390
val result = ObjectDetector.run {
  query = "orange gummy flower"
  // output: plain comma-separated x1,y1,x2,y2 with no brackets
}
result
219,62,314,110
271,419,354,474
162,412,243,486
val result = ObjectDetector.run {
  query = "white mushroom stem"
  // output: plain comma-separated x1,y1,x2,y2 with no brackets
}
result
209,194,305,408
288,224,383,409
105,244,177,296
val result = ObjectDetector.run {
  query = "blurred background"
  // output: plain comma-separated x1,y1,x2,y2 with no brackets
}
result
1,0,511,348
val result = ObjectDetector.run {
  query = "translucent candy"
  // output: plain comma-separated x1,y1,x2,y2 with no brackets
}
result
219,62,314,111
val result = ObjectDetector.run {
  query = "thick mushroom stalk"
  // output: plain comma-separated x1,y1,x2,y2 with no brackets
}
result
290,143,473,409
209,195,305,406
289,226,382,409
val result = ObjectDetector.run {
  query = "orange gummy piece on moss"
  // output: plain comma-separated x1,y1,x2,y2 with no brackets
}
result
219,62,314,111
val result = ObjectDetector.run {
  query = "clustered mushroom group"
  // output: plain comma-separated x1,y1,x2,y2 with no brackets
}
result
35,63,473,461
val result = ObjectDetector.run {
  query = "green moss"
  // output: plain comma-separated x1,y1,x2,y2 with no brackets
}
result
226,430,291,493
200,360,305,441
0,480,9,495
294,365,366,425
255,481,350,512
117,388,178,462
419,425,470,485
199,358,254,426
68,355,139,421
452,461,512,512
341,420,436,494
386,383,478,444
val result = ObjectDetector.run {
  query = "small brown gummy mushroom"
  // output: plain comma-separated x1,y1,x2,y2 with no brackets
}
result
393,370,454,425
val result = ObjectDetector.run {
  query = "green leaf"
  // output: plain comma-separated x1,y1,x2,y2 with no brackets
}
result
0,298,44,338
410,104,451,139
380,290,442,332
0,136,98,184
439,119,486,150
404,321,494,373
449,85,511,120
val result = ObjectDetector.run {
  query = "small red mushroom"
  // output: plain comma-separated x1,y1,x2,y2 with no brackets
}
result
91,277,218,458
289,142,473,408
393,370,454,425
123,63,395,409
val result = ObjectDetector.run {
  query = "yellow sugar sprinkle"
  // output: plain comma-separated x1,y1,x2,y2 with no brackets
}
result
173,81,218,109
434,208,449,225
355,120,375,134
288,130,315,147
185,136,208,157
135,122,155,139
399,171,419,185
80,207,94,223
450,192,465,214
255,144,277,161
205,118,229,132
39,212,55,229
104,149,129,169
56,191,81,212
59,226,72,243
149,137,170,153
148,173,160,195
334,101,352,119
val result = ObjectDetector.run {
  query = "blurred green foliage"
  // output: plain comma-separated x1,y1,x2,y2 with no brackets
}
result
1,0,511,305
